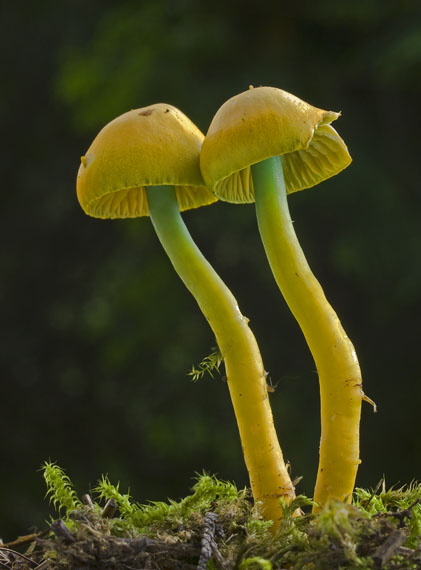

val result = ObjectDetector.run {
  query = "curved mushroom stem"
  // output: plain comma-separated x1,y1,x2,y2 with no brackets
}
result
251,156,363,510
146,185,295,526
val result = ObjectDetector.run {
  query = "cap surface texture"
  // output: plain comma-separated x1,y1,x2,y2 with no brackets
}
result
200,86,352,202
77,103,216,218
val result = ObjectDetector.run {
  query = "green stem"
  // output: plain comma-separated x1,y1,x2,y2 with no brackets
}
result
146,185,295,525
251,157,363,508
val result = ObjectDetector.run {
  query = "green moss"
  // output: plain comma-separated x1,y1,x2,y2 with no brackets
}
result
43,461,82,521
188,346,224,382
92,471,242,537
239,557,273,569
39,464,421,569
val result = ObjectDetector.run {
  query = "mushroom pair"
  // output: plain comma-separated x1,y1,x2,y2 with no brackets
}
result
77,87,366,522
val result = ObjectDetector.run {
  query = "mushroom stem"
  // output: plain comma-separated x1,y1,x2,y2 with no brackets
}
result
251,156,363,509
146,185,295,525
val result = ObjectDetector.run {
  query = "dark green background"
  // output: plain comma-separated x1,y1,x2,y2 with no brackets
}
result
2,0,421,537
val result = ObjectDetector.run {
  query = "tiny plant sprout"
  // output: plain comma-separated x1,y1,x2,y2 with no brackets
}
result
76,103,295,525
200,86,374,509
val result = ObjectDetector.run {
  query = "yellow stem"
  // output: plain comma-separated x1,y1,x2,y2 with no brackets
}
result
146,186,295,525
251,157,363,508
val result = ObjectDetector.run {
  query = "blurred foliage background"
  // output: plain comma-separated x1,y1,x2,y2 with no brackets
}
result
1,0,421,537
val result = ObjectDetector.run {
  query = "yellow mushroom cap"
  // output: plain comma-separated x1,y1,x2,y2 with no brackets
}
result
77,103,217,218
200,86,352,203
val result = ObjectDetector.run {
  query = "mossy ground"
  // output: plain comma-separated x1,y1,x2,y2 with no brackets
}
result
1,463,421,569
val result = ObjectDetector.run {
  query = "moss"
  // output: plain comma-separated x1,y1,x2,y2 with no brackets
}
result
42,461,83,526
188,346,224,382
4,465,421,569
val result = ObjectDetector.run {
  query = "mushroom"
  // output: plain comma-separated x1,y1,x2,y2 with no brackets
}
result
76,103,295,525
200,86,366,508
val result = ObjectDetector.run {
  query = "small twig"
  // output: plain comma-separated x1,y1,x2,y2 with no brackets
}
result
374,498,421,527
397,546,417,555
361,477,385,510
24,539,37,556
50,520,76,544
82,493,95,509
395,498,421,526
0,552,10,570
102,497,117,518
0,547,38,567
33,561,50,570
373,529,406,568
0,529,50,549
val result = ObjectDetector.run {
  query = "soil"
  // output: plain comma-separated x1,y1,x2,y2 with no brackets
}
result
2,468,421,570
2,501,421,569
